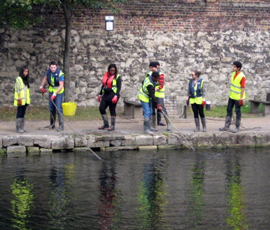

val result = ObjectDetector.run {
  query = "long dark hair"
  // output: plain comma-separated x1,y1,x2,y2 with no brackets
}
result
193,71,201,78
107,64,118,77
19,66,30,88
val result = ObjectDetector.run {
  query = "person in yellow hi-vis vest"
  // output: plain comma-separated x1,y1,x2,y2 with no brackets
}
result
40,61,65,132
187,71,207,132
219,61,246,133
14,66,31,133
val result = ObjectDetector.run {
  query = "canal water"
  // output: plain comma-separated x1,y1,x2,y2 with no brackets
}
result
0,148,270,230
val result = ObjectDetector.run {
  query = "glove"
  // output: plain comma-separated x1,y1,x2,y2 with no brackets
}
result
50,93,56,101
97,95,102,102
202,99,206,107
157,104,163,111
40,86,47,93
239,99,244,106
112,96,118,104
17,98,22,106
186,99,189,106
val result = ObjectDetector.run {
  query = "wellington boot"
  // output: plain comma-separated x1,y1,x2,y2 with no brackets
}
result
230,117,241,133
98,114,109,130
57,114,64,132
219,116,231,131
201,117,207,132
149,116,158,132
46,113,56,129
108,117,115,131
21,118,28,133
194,118,200,132
144,118,153,135
16,118,24,133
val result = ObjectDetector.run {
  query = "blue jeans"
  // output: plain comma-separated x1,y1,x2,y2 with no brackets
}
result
140,101,152,119
49,92,64,115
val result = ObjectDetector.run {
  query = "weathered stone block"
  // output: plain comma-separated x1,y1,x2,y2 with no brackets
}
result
73,147,90,152
139,146,157,151
75,136,87,147
3,136,17,147
135,135,154,146
34,136,52,149
121,136,136,146
101,146,138,151
7,146,26,157
40,148,53,154
52,136,74,150
27,147,40,155
168,134,183,145
110,140,121,147
18,135,34,146
89,141,110,148
154,135,167,145
0,136,2,147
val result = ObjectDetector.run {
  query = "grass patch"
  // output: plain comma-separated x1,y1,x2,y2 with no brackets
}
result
0,106,101,121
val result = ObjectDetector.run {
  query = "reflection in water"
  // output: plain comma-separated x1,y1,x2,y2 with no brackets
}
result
10,174,34,230
98,161,121,230
187,153,205,229
225,154,248,230
48,164,75,229
138,155,168,230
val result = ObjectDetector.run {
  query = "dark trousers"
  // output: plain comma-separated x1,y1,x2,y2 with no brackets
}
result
16,105,28,118
99,97,117,116
191,103,205,119
226,98,241,120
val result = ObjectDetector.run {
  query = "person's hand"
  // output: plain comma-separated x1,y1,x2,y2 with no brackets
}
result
50,93,56,101
186,99,189,106
112,96,118,104
157,104,162,111
40,86,47,94
239,99,244,106
18,98,22,106
97,95,102,102
202,99,206,107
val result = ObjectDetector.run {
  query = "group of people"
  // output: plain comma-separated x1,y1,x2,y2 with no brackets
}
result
13,60,246,134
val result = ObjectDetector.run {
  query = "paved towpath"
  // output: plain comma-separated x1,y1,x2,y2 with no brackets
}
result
0,115,268,136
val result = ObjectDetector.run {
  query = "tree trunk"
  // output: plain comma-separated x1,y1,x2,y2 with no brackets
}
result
62,3,72,102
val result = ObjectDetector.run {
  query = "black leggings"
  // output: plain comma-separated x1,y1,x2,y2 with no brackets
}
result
16,104,28,118
191,103,205,119
99,97,117,116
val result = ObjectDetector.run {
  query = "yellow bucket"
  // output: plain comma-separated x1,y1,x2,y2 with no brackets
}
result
62,102,77,116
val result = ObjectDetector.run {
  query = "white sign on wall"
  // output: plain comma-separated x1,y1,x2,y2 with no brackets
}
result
105,16,114,31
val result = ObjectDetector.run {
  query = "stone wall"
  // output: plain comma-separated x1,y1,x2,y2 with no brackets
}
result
1,0,270,111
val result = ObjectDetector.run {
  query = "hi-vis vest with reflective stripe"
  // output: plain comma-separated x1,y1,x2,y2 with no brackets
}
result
14,77,31,106
48,71,64,94
155,71,165,98
229,71,246,100
189,78,204,104
102,74,121,94
138,77,154,103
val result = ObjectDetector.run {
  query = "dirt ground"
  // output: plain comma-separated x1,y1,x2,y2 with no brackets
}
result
0,115,268,136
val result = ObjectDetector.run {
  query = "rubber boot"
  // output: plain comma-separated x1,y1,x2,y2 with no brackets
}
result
21,118,27,133
201,117,207,132
46,113,56,129
108,117,115,131
144,118,153,135
57,114,64,132
164,114,171,131
98,114,109,130
16,118,24,133
231,118,241,133
219,116,231,131
194,118,200,132
149,115,158,132
157,111,166,126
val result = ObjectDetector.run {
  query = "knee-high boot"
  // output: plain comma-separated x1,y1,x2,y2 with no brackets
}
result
46,113,56,129
144,118,153,135
16,118,24,133
57,114,64,132
219,115,231,131
98,114,109,130
108,117,115,131
194,118,200,132
201,117,207,132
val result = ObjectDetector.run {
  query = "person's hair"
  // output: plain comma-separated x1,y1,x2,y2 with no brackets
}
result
50,61,57,66
107,64,118,76
152,71,159,80
193,71,201,78
156,61,160,66
149,62,157,68
233,61,242,70
19,66,30,88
